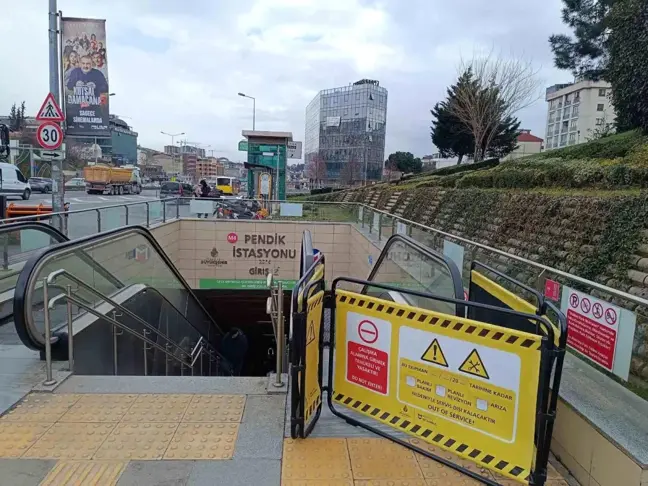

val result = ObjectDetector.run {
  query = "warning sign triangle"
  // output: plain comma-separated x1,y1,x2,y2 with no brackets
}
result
421,339,448,367
36,93,64,122
458,349,489,379
306,321,316,345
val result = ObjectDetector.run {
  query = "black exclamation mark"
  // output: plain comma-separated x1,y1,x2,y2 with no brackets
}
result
433,344,438,361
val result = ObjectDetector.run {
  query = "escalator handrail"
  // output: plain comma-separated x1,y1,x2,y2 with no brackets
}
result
14,225,224,350
0,221,123,289
362,234,465,302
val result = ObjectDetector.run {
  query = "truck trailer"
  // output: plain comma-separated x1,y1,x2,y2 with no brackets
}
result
84,165,142,195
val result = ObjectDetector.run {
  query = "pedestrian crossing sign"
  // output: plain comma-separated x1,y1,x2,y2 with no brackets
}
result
36,93,64,122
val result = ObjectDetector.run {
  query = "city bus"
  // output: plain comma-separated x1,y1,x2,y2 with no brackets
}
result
216,176,241,195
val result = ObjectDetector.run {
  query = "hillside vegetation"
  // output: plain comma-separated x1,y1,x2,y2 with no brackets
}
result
400,130,648,192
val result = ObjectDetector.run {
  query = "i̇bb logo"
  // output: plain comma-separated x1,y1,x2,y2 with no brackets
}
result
227,233,238,244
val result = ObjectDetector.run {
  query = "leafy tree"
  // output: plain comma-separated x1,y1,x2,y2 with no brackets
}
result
8,104,18,131
549,0,615,80
430,70,475,163
340,158,362,186
385,152,422,174
487,114,521,158
607,0,648,132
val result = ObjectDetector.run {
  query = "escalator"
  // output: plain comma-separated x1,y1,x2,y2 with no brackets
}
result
0,222,77,344
12,225,241,376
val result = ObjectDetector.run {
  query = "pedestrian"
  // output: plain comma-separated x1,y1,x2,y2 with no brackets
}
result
199,179,211,218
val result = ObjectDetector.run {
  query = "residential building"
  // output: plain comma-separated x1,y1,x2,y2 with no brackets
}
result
164,144,206,158
305,79,388,183
195,157,224,181
544,80,616,151
138,147,177,174
503,130,543,160
182,153,198,179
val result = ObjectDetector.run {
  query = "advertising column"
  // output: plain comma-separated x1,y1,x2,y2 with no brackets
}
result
60,17,110,138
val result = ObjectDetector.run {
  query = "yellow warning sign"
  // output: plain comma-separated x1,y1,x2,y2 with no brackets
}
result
307,322,316,345
420,338,448,367
304,291,324,426
459,349,490,379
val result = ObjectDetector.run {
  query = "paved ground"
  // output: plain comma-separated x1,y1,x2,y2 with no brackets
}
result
12,189,161,209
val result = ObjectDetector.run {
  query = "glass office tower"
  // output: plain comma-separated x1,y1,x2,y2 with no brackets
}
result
304,79,388,183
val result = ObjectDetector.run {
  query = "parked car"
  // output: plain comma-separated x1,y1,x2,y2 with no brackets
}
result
65,178,86,189
28,177,53,193
160,182,194,203
0,162,31,200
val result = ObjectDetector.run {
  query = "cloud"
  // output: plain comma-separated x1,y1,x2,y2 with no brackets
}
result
1,0,572,161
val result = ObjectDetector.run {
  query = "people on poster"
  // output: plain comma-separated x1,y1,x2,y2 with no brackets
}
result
61,18,109,137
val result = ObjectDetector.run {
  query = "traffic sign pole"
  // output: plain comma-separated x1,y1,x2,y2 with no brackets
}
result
48,0,66,233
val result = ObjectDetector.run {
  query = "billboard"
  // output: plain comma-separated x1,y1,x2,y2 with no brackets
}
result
60,17,110,137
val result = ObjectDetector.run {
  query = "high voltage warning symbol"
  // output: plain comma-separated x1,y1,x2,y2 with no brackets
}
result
459,349,489,379
421,339,448,367
306,321,316,345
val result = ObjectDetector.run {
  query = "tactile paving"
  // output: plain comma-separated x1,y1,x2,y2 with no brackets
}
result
182,394,245,423
347,438,423,480
164,422,239,459
121,394,192,423
411,439,492,485
40,460,127,486
281,481,353,486
0,422,52,458
354,481,429,486
23,422,115,460
94,422,178,460
59,394,137,423
0,393,80,423
282,438,353,481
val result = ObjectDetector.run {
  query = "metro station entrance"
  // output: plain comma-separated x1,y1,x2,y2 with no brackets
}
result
290,233,567,486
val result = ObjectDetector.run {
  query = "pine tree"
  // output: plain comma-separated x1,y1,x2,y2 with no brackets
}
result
549,0,616,80
431,70,475,163
8,104,18,131
18,101,26,131
487,115,521,159
607,0,648,132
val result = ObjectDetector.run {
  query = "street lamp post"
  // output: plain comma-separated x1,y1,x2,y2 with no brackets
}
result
238,93,256,131
161,131,185,176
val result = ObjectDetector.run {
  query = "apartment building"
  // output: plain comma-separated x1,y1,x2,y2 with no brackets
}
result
195,157,224,181
544,80,616,151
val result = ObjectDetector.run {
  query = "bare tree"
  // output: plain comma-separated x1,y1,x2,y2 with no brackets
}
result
306,154,327,188
449,51,542,161
340,158,362,187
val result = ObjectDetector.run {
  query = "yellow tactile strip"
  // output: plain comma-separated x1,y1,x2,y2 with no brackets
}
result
282,438,570,486
40,460,127,486
0,392,244,461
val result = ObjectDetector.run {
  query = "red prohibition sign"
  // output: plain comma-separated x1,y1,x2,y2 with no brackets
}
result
569,293,579,308
605,308,618,326
358,320,378,344
592,302,604,319
580,297,592,314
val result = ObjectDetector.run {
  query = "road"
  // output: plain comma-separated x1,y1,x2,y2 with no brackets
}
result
5,190,192,241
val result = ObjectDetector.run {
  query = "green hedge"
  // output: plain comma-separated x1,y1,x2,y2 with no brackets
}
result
310,187,343,195
431,157,500,176
533,130,647,161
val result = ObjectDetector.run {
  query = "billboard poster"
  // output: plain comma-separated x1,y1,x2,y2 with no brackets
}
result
60,17,110,137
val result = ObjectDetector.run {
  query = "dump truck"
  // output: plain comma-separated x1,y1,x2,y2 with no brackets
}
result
84,164,142,195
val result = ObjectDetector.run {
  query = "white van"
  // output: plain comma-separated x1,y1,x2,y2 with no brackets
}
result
0,163,31,200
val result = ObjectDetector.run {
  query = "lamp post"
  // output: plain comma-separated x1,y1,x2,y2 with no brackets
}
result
161,131,185,176
238,92,256,131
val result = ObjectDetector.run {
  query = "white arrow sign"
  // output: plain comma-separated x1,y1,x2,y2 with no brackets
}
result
40,150,64,161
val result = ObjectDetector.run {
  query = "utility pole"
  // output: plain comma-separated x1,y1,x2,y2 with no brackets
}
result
49,0,65,231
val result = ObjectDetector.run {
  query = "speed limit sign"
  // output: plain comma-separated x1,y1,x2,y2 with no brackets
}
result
37,122,64,150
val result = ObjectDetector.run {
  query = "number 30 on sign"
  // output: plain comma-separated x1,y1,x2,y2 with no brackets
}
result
37,122,64,150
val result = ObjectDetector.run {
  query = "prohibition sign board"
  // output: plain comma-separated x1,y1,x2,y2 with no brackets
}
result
37,122,64,150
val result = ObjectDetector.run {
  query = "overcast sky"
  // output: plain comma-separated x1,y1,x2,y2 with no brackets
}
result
1,0,572,162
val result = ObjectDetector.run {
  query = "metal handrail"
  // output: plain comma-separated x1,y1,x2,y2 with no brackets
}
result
362,204,648,308
0,197,179,225
49,293,192,369
47,269,199,360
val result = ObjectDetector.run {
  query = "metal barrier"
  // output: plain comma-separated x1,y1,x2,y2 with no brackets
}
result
289,230,567,485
